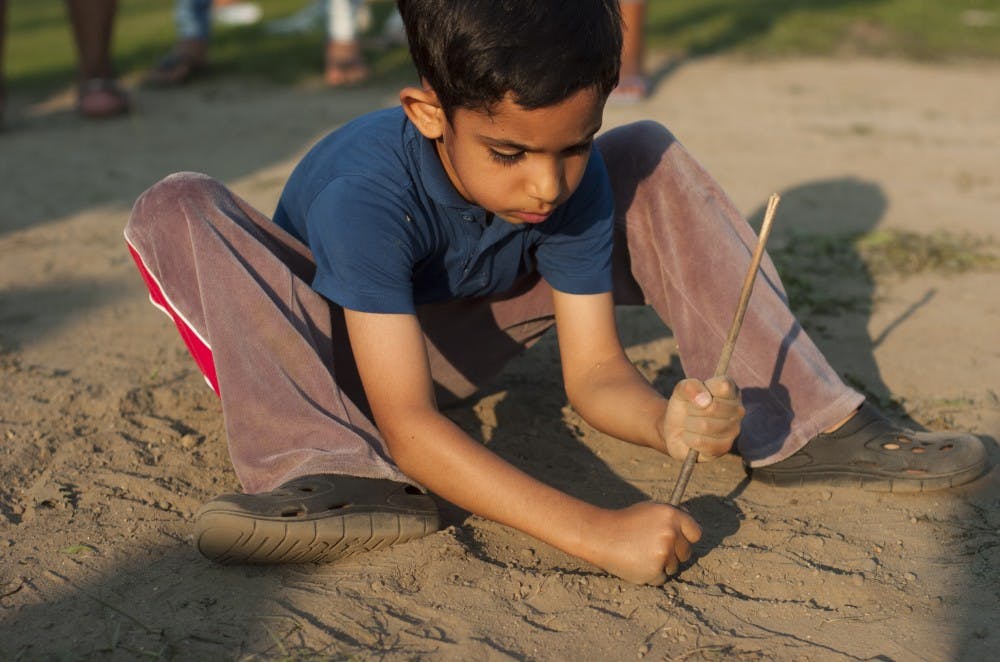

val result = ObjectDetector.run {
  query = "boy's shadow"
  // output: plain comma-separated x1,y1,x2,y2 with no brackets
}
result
745,177,900,417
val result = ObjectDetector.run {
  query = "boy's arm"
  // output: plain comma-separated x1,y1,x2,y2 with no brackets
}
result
344,308,700,584
551,290,743,461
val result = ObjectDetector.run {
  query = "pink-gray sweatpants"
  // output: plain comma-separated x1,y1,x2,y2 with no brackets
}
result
124,121,862,494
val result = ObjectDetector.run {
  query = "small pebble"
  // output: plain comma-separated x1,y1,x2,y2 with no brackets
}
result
180,434,201,450
904,572,917,582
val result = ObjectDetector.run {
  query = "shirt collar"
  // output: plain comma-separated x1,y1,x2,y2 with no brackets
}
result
408,118,478,210
405,114,529,233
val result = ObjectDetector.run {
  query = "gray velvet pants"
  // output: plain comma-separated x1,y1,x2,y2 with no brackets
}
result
124,121,862,494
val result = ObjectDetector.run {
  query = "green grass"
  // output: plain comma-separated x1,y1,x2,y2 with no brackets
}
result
4,0,1000,93
767,228,999,318
645,0,1000,59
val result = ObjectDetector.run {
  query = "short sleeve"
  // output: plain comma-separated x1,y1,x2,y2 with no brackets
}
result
533,150,615,295
305,177,421,314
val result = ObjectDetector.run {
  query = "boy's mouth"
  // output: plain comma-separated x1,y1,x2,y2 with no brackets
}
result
509,210,552,224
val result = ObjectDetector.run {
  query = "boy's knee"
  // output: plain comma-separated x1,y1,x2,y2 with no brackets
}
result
127,172,224,236
600,120,675,151
597,121,678,171
137,171,221,211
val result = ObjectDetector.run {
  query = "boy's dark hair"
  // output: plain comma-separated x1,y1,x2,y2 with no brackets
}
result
397,0,622,118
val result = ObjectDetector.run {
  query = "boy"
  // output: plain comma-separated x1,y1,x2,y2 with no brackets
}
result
124,0,987,585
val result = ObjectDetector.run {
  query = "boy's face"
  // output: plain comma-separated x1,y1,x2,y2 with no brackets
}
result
411,87,605,225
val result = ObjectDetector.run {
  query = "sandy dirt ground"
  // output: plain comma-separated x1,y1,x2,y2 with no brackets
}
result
1,55,998,660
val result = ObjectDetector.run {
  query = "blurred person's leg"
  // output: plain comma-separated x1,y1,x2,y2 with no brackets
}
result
1,0,7,121
324,0,368,87
148,0,211,85
613,0,648,102
65,0,129,118
177,0,213,41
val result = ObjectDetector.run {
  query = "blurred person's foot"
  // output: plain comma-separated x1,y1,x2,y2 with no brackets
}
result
77,78,129,119
147,39,209,86
609,75,649,104
325,40,369,87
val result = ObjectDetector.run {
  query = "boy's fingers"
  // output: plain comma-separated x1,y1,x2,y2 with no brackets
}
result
683,433,733,460
664,520,701,576
685,405,743,434
675,378,712,409
674,535,692,563
679,515,702,544
675,379,743,420
705,375,740,400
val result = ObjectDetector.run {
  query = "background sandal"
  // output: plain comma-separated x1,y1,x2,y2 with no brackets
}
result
77,78,129,119
609,75,649,104
324,57,369,87
750,402,988,492
194,474,441,564
146,42,209,86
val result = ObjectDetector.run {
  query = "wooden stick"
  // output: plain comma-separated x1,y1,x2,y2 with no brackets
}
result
668,193,781,506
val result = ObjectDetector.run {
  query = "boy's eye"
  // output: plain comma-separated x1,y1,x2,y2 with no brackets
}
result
564,141,593,156
489,149,525,166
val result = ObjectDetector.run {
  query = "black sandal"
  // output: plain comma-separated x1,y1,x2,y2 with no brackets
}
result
750,402,988,492
194,474,440,564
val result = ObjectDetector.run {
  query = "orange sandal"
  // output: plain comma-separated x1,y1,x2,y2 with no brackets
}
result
77,78,130,119
324,40,369,88
609,74,649,104
324,58,370,87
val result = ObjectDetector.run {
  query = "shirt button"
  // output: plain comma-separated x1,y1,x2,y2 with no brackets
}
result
462,213,472,221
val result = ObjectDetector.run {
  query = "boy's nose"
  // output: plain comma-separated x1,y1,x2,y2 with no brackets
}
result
527,160,563,205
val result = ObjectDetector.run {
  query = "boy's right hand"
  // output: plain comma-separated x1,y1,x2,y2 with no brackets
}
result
587,502,702,585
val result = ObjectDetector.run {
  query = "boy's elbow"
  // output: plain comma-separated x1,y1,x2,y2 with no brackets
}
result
376,411,436,474
383,430,421,473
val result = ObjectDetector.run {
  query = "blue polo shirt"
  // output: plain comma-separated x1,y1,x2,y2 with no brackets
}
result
273,106,614,314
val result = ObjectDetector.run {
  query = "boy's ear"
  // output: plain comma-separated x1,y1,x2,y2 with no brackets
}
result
400,86,447,140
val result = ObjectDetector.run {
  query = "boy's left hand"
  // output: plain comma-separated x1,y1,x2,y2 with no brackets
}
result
659,376,744,462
